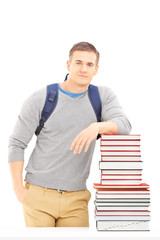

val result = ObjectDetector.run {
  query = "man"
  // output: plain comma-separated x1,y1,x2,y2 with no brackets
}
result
8,42,132,227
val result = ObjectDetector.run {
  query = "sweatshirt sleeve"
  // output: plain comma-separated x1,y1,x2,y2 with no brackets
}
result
8,88,46,162
98,86,132,134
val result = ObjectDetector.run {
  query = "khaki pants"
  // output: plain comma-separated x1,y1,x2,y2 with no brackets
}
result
23,181,91,227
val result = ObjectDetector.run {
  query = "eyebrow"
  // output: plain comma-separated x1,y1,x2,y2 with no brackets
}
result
75,60,95,65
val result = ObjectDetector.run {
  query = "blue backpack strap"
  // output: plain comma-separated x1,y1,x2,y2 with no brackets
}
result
88,84,102,140
35,83,59,136
35,78,102,140
64,73,69,81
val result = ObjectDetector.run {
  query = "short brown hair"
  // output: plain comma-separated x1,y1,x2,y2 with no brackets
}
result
69,42,100,66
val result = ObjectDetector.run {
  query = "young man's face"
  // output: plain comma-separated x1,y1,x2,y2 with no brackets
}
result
67,51,99,86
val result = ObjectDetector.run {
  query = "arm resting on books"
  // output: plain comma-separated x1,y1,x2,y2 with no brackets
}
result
70,87,132,154
95,120,118,135
99,86,132,135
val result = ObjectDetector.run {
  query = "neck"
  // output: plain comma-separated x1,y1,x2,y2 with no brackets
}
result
60,78,89,93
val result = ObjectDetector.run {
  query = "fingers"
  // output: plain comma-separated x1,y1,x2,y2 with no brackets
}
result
84,139,91,153
77,139,86,154
70,137,91,154
70,136,82,152
69,124,97,154
73,137,85,154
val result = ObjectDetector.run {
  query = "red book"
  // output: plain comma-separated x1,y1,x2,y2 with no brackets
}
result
101,174,142,180
100,134,141,140
93,183,150,190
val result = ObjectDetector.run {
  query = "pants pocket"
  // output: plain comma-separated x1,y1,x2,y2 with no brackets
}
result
23,181,31,205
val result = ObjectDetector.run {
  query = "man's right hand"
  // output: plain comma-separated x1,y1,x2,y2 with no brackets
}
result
9,161,28,204
14,187,29,204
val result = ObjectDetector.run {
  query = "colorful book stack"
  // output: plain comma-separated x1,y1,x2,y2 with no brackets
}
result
93,134,151,231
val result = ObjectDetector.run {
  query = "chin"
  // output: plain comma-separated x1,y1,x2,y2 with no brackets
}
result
78,81,90,86
77,77,90,83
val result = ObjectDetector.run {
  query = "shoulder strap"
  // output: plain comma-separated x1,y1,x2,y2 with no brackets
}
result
35,83,59,136
88,84,102,140
35,80,102,140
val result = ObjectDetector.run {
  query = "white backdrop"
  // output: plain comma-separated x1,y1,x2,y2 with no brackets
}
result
0,0,160,238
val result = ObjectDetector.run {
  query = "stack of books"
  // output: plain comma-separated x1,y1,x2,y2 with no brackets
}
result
93,134,151,231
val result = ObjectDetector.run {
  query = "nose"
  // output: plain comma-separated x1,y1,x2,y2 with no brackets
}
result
80,64,87,72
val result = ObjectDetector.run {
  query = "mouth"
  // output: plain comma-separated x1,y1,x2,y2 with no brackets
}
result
78,75,88,78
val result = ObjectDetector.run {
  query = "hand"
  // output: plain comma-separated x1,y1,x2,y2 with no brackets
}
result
14,187,29,204
70,123,99,154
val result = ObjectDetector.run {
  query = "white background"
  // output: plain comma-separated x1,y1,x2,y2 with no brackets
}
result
0,0,160,239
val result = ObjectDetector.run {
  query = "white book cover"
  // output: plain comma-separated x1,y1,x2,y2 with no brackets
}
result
96,220,149,231
96,190,149,194
95,199,150,202
95,202,150,206
95,210,150,216
101,135,141,140
101,179,142,185
100,140,141,145
101,151,141,156
95,215,151,221
100,146,140,151
96,193,150,199
96,206,149,211
101,156,141,161
101,170,142,174
101,175,142,180
99,161,143,169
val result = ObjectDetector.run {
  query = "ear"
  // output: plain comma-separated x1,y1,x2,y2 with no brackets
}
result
94,65,99,76
67,60,71,72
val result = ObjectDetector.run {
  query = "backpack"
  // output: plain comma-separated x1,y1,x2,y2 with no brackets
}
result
35,74,102,140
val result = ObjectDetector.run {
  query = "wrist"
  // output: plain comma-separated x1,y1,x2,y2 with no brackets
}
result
95,121,118,135
13,184,24,193
90,122,100,133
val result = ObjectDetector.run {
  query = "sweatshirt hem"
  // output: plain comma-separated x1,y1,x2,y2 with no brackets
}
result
25,173,87,191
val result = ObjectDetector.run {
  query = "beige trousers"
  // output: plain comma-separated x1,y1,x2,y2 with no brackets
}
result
23,181,91,227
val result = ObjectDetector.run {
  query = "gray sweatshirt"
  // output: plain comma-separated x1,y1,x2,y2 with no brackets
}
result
8,84,132,191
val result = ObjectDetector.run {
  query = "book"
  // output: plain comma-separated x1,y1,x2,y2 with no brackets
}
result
93,183,150,190
100,151,141,155
96,193,150,199
101,174,142,180
99,161,143,170
100,146,140,151
96,206,149,211
100,140,141,145
93,134,150,231
95,210,150,216
101,170,143,174
101,179,142,185
96,190,150,194
95,199,150,203
95,201,150,206
101,135,141,140
101,156,141,161
101,155,141,162
96,220,149,231
95,215,151,221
